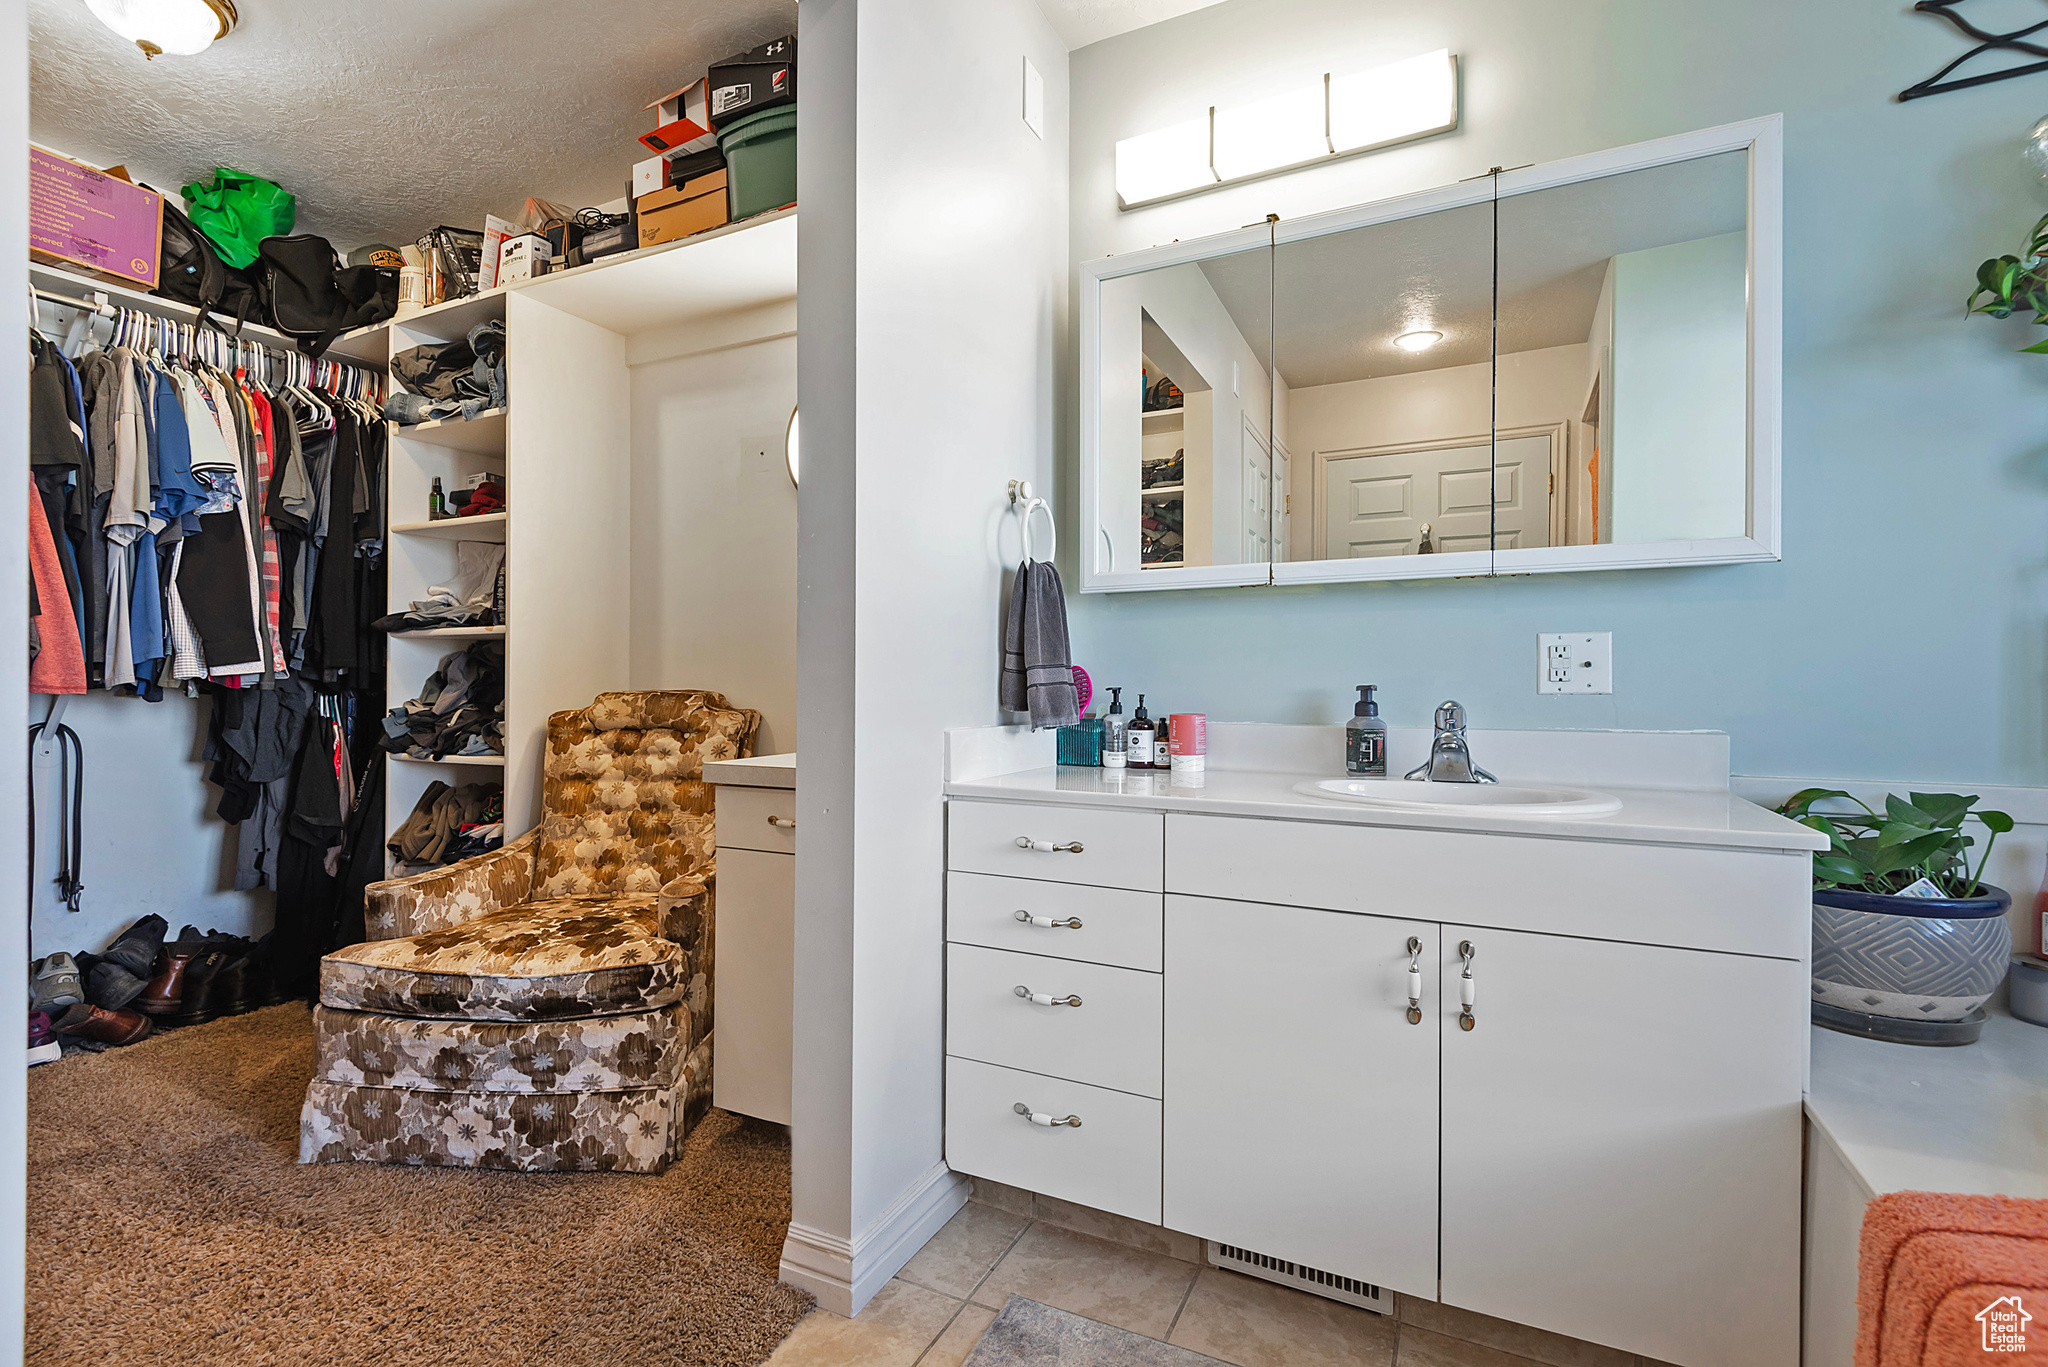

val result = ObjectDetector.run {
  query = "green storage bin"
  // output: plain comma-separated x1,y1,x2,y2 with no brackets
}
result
717,107,798,220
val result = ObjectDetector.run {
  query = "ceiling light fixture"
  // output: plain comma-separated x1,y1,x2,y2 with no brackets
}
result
1393,330,1443,353
785,407,800,488
85,0,238,59
1114,48,1459,210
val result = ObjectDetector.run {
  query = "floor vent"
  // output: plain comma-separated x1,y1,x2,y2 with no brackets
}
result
1206,1242,1397,1315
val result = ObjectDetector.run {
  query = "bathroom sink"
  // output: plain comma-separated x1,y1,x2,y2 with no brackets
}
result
1293,778,1623,818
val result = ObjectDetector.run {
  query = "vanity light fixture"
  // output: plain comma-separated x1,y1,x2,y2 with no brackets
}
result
1393,329,1443,353
1114,48,1458,210
784,407,800,488
85,0,238,58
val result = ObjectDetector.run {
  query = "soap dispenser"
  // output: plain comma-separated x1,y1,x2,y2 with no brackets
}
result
1346,685,1386,776
1103,688,1127,770
1127,695,1155,769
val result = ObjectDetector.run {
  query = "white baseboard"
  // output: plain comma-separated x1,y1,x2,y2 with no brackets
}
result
780,1161,972,1316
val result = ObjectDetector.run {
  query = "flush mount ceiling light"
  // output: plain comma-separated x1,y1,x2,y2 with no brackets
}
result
1393,329,1443,353
785,407,800,488
85,0,238,58
1114,48,1458,210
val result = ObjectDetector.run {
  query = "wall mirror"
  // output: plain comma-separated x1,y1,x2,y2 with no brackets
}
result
1077,116,1782,592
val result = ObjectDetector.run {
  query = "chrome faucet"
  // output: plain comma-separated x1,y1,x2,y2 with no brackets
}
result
1404,701,1496,784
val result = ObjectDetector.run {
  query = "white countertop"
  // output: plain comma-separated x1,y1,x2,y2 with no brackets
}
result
944,764,1827,853
705,752,796,789
1806,1006,2048,1198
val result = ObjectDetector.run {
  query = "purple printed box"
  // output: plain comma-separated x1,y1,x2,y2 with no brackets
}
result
30,146,162,290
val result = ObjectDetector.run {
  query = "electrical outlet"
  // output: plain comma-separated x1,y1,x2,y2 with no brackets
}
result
1538,632,1612,694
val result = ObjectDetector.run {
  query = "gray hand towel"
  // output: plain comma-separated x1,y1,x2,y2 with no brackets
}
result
1001,560,1081,731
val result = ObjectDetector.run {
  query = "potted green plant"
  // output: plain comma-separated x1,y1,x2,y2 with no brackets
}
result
1777,789,2014,1043
1967,213,2048,351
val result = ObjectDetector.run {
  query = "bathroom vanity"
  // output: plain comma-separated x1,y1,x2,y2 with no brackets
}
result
941,724,1826,1367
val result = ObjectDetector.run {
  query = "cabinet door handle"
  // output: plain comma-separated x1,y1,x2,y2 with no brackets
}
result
767,815,796,830
1016,910,1084,929
1458,939,1477,1031
1405,936,1424,1025
1014,1102,1082,1127
1015,836,1085,854
1015,984,1083,1008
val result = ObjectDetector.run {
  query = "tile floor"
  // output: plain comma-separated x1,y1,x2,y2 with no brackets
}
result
762,1198,1679,1367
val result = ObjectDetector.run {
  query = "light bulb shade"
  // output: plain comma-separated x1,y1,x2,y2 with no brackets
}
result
1329,49,1457,155
1393,330,1442,352
2026,115,2048,186
1115,114,1216,209
85,0,236,56
1212,83,1328,182
785,407,800,488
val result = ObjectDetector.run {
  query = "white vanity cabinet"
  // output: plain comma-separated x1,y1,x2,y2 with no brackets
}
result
942,784,1814,1367
706,754,797,1127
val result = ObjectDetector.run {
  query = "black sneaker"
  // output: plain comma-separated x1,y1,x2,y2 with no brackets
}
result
86,960,149,1011
101,916,168,979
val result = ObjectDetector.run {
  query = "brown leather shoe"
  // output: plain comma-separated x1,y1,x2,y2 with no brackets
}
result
53,1003,153,1046
136,947,197,1015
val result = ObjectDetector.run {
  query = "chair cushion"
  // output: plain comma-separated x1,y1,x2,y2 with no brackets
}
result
310,1003,691,1093
318,895,683,1021
533,690,760,900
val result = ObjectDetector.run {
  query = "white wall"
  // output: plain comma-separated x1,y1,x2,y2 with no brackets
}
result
1609,232,1748,543
29,694,272,960
627,327,798,752
1284,344,1586,556
790,0,1070,1317
4,0,31,1355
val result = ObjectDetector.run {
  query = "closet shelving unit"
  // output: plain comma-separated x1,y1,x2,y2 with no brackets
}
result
359,207,797,865
1141,385,1187,570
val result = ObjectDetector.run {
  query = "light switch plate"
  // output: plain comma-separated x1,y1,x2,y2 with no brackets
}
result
1022,57,1045,139
1539,632,1612,694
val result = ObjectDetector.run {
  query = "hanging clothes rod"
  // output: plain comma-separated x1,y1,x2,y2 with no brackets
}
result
32,285,114,316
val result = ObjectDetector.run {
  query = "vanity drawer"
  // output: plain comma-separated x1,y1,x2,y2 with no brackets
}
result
947,944,1162,1097
716,786,797,854
945,1056,1162,1225
1167,813,1808,960
948,800,1163,891
947,873,1163,972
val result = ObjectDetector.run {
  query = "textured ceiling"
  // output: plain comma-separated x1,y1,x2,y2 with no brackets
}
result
1032,0,1229,49
1197,151,1750,388
29,0,795,253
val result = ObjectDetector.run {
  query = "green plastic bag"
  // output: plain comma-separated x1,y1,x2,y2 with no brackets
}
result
180,168,295,269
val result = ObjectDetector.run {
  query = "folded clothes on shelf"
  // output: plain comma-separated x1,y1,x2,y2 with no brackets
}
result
387,780,503,868
372,541,503,632
385,319,507,424
379,642,505,760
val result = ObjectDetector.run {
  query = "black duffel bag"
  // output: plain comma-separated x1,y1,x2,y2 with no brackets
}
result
153,198,265,335
258,235,397,358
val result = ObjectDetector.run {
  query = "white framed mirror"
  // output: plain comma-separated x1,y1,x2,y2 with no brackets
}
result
1076,115,1783,593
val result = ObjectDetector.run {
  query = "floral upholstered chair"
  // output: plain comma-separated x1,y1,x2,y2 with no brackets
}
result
299,690,760,1174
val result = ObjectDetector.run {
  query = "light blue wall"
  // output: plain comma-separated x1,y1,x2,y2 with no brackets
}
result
1065,0,2048,785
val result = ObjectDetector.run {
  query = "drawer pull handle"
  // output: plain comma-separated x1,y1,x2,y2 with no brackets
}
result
1015,836,1085,854
1458,939,1477,1031
1405,936,1424,1025
1014,1102,1082,1128
767,815,796,830
1015,984,1083,1008
1015,910,1084,930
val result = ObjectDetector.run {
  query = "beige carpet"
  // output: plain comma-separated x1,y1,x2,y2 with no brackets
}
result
28,1004,812,1367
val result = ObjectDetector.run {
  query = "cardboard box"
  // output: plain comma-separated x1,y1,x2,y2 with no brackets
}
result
29,146,162,289
640,77,716,156
637,169,729,247
497,232,553,284
709,35,795,128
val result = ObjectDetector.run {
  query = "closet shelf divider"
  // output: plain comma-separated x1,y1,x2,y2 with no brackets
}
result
390,511,508,542
390,753,508,768
388,625,507,641
390,407,507,455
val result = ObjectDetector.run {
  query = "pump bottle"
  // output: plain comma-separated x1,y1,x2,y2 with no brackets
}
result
1102,688,1128,769
1346,685,1387,776
1127,695,1155,769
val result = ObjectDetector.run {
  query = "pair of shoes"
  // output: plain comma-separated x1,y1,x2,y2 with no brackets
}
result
53,1002,151,1047
28,955,83,1014
139,927,251,1026
84,916,167,1011
27,1012,61,1066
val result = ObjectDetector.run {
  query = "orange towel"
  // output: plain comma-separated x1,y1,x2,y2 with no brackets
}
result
1858,1191,2048,1365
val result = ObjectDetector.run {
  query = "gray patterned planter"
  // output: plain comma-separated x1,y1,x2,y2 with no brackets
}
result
1811,884,2012,1023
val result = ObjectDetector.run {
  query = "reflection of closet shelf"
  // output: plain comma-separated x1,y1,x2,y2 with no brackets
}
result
1142,407,1185,425
389,625,507,641
391,408,507,454
390,753,507,768
1141,559,1184,569
390,512,508,542
1141,485,1185,498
